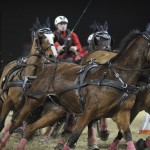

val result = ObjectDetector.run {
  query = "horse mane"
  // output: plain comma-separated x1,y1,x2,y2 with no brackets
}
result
110,30,142,63
119,30,141,52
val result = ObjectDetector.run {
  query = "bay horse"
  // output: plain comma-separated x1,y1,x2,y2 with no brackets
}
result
0,17,58,135
4,24,150,150
13,70,150,150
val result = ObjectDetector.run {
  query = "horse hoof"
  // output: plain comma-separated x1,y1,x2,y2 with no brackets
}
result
99,130,110,141
135,139,146,150
88,144,99,150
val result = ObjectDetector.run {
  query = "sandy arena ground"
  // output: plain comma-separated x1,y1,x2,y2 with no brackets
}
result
2,111,150,150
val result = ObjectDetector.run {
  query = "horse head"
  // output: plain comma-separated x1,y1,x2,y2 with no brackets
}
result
32,17,58,58
88,20,112,51
23,17,58,76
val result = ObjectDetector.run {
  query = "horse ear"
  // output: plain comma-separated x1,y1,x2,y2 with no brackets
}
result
95,22,101,32
46,17,50,28
35,17,41,29
104,20,108,31
146,23,150,34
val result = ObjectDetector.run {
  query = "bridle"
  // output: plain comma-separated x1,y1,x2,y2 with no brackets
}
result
92,31,111,50
34,28,55,52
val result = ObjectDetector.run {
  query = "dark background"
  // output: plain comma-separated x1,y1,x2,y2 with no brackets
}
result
1,0,149,67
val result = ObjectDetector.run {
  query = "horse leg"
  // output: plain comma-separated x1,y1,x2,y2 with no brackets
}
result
0,121,13,139
50,119,65,138
41,119,65,143
64,113,76,131
124,128,136,150
5,104,36,150
88,121,99,150
16,107,66,150
98,118,110,141
0,99,3,115
0,114,14,148
62,110,96,150
0,111,16,149
113,111,135,150
0,109,21,141
40,126,54,142
108,131,123,150
0,103,25,148
40,108,66,144
55,113,76,150
9,98,41,135
145,136,150,148
0,97,13,131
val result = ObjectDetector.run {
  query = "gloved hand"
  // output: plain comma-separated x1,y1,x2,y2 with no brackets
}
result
57,45,66,53
69,46,78,55
75,55,81,60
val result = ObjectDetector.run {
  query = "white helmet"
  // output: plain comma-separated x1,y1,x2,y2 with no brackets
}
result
54,16,68,26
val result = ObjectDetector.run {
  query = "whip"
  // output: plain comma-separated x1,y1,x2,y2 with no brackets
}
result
63,0,93,52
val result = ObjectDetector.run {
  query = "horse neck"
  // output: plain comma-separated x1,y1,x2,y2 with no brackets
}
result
23,37,42,76
114,37,148,68
112,37,149,83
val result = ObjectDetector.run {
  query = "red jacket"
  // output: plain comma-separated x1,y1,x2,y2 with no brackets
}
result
54,30,88,60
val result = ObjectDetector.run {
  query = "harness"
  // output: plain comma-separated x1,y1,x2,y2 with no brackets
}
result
0,53,52,97
53,60,150,115
25,63,58,107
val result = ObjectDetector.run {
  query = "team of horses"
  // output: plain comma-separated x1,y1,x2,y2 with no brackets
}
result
0,18,150,150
